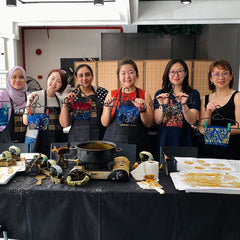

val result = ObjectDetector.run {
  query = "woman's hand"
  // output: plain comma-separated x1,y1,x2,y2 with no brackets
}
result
133,98,147,111
63,92,77,104
156,93,169,105
101,94,116,127
27,93,37,106
104,97,116,109
174,93,189,105
206,102,218,116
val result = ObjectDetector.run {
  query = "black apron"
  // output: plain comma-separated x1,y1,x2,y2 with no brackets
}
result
33,91,65,157
68,86,105,143
103,88,149,154
0,94,27,143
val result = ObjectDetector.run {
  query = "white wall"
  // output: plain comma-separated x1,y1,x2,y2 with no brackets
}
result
23,28,120,88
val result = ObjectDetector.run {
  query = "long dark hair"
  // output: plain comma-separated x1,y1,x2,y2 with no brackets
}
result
162,58,192,94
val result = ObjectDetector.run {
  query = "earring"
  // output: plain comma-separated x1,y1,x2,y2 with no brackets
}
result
210,81,214,85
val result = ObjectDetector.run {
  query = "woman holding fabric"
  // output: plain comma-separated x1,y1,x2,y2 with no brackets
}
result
59,64,108,143
23,69,67,156
0,66,29,143
153,58,200,148
101,57,153,154
199,59,240,159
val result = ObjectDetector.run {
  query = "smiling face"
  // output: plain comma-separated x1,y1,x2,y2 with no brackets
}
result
119,64,137,89
210,66,233,89
76,66,93,88
47,71,62,93
168,62,187,88
10,69,26,90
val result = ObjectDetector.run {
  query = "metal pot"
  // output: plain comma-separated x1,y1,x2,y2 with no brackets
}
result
73,140,119,164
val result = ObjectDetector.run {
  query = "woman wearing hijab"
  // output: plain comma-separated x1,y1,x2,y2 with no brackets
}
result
0,66,29,143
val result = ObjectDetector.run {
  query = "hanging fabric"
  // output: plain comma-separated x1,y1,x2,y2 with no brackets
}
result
0,104,8,126
116,105,139,126
70,85,93,120
115,88,140,126
204,124,231,147
71,100,92,120
27,113,49,130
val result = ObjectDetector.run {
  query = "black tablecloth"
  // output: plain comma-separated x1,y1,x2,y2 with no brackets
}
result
0,170,240,240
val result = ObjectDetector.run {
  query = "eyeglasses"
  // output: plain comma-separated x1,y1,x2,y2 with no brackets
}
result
169,70,185,76
212,72,230,79
54,68,66,74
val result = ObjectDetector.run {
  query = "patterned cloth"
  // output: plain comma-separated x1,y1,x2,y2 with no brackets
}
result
204,126,230,147
27,113,49,130
153,89,201,147
0,107,8,126
116,105,139,126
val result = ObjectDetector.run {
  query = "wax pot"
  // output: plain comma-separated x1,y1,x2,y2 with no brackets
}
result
72,141,119,164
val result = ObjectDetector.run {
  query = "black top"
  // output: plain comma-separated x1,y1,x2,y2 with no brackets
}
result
203,91,240,159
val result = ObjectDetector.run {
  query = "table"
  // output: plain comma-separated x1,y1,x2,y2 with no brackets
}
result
0,170,240,240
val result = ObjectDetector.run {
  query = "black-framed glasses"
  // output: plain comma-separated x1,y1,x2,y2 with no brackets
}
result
169,70,185,76
212,72,230,79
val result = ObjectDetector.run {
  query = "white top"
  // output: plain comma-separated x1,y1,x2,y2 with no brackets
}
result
26,90,63,114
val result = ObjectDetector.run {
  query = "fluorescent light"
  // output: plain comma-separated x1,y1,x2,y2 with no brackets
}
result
181,0,191,4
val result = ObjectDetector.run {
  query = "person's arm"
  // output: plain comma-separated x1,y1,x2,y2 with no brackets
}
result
59,92,76,128
153,91,169,125
230,92,240,135
198,94,218,134
23,93,37,125
181,104,199,125
174,91,200,125
101,92,115,127
139,91,153,128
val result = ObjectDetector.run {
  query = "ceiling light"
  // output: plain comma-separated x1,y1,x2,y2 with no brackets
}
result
181,0,191,4
94,0,104,6
6,0,17,6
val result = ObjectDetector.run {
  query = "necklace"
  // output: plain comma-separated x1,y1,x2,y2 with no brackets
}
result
214,91,232,99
